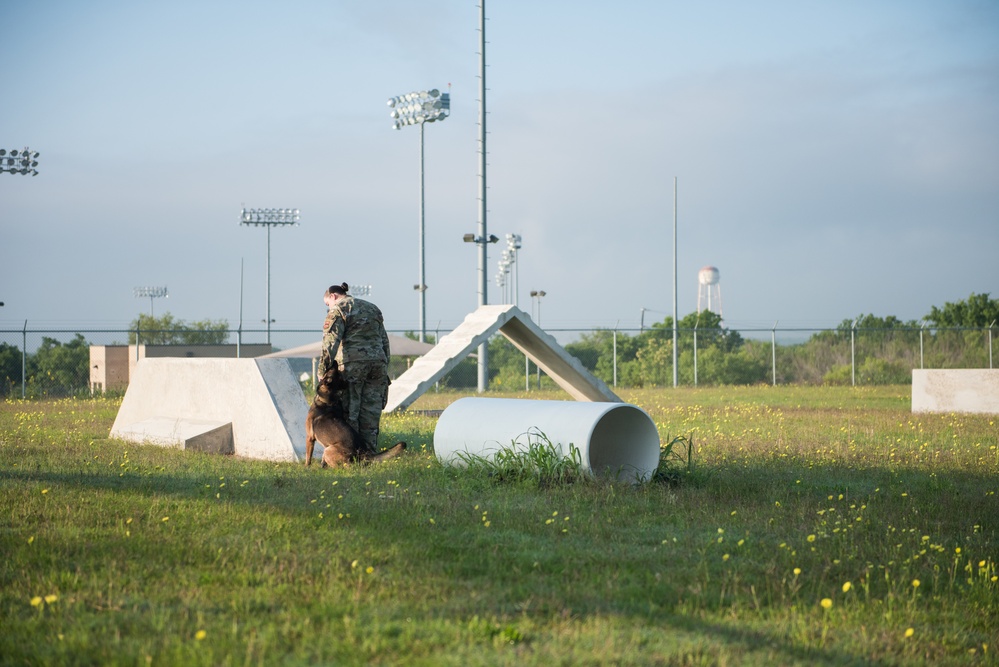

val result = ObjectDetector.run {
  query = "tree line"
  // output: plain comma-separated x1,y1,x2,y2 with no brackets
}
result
474,292,999,389
0,314,228,397
1,293,996,397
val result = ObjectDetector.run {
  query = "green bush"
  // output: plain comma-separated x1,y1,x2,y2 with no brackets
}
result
822,364,852,386
857,357,911,385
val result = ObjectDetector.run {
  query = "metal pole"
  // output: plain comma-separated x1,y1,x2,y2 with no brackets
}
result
266,223,272,345
989,320,996,369
513,244,531,391
851,320,857,386
21,320,27,399
419,121,427,343
919,324,925,369
238,258,244,358
514,245,520,309
476,0,489,393
771,321,778,386
672,177,678,388
536,295,542,389
613,327,618,388
693,323,698,387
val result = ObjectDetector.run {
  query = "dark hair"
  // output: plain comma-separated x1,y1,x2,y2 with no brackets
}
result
325,282,349,297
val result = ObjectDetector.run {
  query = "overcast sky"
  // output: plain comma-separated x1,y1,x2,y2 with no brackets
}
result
2,0,997,348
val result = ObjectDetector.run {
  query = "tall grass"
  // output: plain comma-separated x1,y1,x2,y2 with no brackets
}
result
452,430,587,488
1,387,996,665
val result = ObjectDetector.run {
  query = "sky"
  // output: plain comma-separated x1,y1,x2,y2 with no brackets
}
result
2,0,997,349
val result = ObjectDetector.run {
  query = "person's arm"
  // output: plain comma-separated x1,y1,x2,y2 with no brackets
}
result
380,323,391,362
322,310,346,367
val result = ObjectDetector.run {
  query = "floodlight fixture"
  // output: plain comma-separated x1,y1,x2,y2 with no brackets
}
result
495,247,514,303
387,88,451,130
501,234,522,306
0,147,40,176
240,206,300,344
134,286,169,316
389,86,451,343
464,233,498,245
240,208,300,226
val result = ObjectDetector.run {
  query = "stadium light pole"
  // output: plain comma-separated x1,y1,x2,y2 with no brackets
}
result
495,255,509,303
465,229,500,386
672,176,678,388
496,234,521,307
495,249,513,304
472,0,494,392
240,207,300,345
0,147,40,176
133,286,168,316
388,87,450,343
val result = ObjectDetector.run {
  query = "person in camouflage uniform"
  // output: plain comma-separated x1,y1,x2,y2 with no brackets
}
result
318,283,391,454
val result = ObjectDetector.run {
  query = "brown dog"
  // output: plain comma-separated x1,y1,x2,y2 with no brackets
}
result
305,367,406,468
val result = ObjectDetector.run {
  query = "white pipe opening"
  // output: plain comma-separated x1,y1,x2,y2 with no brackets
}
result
433,398,662,482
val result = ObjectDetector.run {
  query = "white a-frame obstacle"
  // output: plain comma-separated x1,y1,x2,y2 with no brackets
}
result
385,304,620,412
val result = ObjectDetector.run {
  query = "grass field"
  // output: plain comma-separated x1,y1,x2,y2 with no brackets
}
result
1,386,996,666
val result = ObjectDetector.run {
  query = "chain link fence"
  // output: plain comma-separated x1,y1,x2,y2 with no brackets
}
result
0,324,995,399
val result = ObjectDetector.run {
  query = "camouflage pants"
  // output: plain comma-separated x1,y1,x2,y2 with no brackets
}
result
341,361,389,453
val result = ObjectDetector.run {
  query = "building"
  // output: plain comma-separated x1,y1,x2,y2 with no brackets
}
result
89,344,272,393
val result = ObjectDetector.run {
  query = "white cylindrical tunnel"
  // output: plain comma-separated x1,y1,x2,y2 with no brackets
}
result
433,398,662,482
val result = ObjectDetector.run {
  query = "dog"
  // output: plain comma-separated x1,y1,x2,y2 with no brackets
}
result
305,367,406,468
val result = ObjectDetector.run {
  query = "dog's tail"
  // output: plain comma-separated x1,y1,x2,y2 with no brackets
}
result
370,441,406,463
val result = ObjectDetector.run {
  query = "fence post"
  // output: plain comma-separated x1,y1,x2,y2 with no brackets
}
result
21,320,27,399
693,322,699,387
433,324,441,392
988,320,996,370
612,327,618,388
851,319,857,386
919,322,925,369
771,321,778,386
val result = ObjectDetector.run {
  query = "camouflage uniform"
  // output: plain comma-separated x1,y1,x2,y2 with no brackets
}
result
318,295,391,452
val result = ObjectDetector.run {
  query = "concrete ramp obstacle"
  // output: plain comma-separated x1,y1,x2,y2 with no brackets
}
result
912,369,999,414
385,304,620,412
110,358,310,461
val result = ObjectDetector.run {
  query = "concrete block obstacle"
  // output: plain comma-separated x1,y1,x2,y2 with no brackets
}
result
912,369,999,414
111,417,234,454
110,358,310,461
385,304,620,412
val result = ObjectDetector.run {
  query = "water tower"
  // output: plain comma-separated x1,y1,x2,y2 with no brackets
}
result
697,266,722,316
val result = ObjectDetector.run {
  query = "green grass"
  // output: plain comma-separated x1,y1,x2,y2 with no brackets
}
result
1,387,997,665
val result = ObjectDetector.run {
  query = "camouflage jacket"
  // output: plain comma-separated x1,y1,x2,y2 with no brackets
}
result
318,296,390,375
